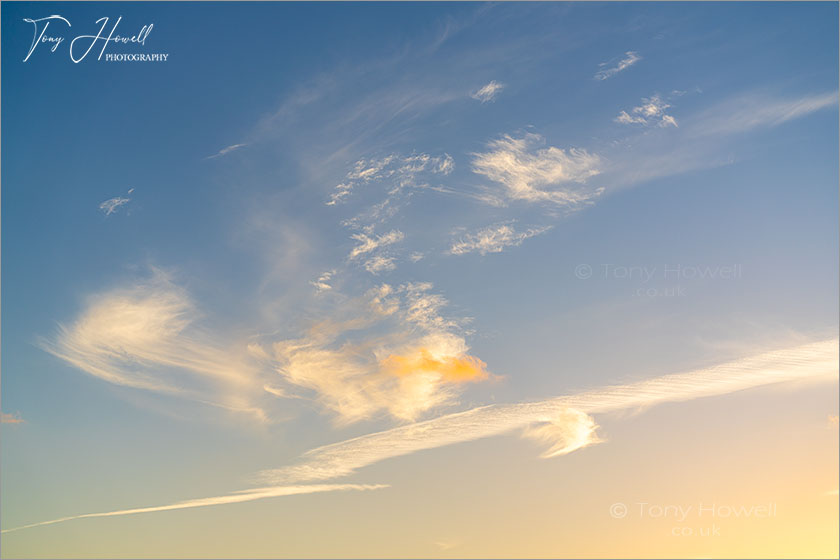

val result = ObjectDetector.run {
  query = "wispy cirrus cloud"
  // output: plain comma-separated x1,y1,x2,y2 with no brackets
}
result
99,188,134,216
328,153,453,206
603,90,837,190
594,51,641,81
471,133,603,206
522,409,602,458
449,223,551,256
310,270,336,293
333,152,457,273
686,91,837,137
1,484,387,534
615,94,678,128
40,270,270,422
99,197,130,216
470,80,505,103
348,229,405,275
262,338,838,484
349,229,405,260
364,255,397,275
205,143,248,159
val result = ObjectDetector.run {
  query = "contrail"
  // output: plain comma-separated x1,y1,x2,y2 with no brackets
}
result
1,484,388,534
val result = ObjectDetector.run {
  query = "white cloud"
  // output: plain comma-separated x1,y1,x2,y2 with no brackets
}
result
364,255,396,274
332,153,457,276
99,196,131,216
262,338,837,483
348,155,397,182
522,409,602,458
349,229,405,260
400,282,461,333
2,484,387,534
615,94,678,127
346,229,405,275
470,80,505,103
449,223,551,256
310,270,336,293
594,51,641,81
41,271,269,422
328,153,453,206
471,133,603,205
206,143,248,159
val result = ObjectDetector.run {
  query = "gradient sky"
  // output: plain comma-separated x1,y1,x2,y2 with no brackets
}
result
1,2,838,558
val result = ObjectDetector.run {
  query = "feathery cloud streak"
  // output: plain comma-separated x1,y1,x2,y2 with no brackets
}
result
263,338,838,483
328,153,453,206
687,91,837,137
449,223,552,255
349,229,405,259
41,271,269,421
602,90,838,190
470,80,505,103
595,51,641,80
99,197,130,216
1,484,388,534
206,143,248,159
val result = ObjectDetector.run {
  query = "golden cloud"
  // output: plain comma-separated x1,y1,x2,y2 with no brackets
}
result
381,348,489,384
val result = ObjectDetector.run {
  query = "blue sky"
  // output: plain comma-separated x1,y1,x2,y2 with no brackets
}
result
2,2,838,557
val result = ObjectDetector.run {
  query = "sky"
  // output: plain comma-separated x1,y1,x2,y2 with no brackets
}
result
1,2,838,558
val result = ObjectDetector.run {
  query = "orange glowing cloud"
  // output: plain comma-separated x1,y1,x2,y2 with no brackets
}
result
381,348,489,383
